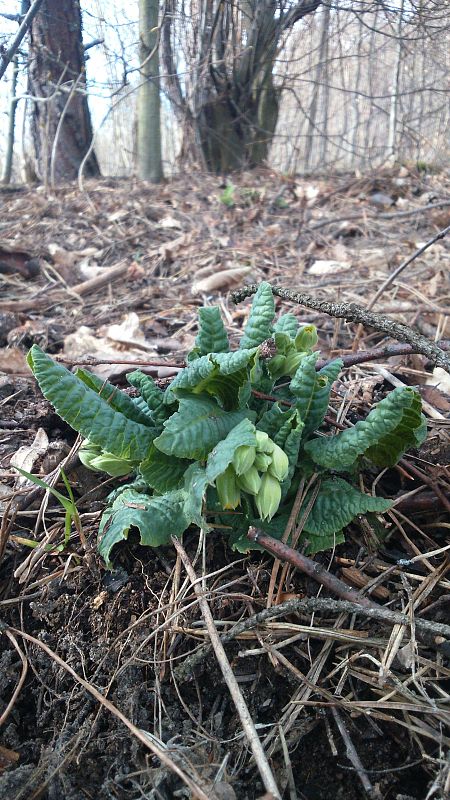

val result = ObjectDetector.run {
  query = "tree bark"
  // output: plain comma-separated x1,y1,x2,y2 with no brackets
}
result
137,0,163,182
1,56,19,184
28,0,100,184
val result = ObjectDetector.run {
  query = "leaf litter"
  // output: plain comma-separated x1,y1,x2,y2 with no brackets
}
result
0,166,449,800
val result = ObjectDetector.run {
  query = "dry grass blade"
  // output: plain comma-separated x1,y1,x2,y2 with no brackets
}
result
171,534,282,800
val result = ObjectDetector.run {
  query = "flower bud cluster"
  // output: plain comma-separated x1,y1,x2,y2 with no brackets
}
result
215,431,289,522
268,325,318,379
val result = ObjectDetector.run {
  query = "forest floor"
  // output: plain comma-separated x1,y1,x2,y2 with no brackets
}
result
0,166,449,800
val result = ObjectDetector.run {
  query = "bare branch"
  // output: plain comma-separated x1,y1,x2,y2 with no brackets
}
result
0,0,45,81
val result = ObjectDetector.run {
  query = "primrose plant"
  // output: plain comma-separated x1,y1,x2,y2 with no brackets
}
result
27,283,426,567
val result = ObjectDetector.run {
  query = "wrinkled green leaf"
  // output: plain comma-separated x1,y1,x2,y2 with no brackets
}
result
273,314,298,338
305,387,426,469
139,445,190,492
76,368,154,427
257,404,295,441
239,282,275,349
154,393,253,460
290,354,342,439
195,306,229,355
27,346,155,462
164,356,215,403
181,420,258,529
183,463,209,529
213,349,257,374
300,530,345,556
98,487,188,569
206,419,257,482
127,370,173,428
301,477,391,537
280,416,304,498
165,350,256,409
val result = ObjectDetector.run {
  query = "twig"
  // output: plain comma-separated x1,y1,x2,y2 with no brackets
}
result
173,595,450,682
316,339,449,370
0,629,28,726
352,223,450,349
248,528,377,608
331,707,379,799
308,201,450,231
399,458,450,515
367,223,450,311
231,283,450,372
0,0,45,81
0,623,211,800
171,535,282,800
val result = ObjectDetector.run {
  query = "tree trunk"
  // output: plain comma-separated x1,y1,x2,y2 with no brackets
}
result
1,56,19,184
137,0,163,182
163,0,321,174
28,0,100,184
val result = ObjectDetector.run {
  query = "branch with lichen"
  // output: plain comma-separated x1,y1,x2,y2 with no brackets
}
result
231,283,450,372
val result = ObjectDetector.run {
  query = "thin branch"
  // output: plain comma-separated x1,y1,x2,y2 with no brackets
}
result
231,284,450,372
174,594,450,682
366,223,450,310
331,707,379,799
0,630,28,726
308,201,450,231
248,527,377,608
0,0,45,81
316,339,449,370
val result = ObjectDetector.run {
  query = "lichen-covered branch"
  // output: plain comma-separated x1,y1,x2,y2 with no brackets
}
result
231,283,450,372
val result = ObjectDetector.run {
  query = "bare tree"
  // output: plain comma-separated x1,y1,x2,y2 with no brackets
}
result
162,0,322,173
137,0,163,182
28,0,100,184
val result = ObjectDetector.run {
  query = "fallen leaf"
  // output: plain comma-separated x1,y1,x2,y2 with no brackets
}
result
191,266,254,295
159,232,191,262
11,428,49,483
159,215,182,230
308,259,351,276
0,745,19,774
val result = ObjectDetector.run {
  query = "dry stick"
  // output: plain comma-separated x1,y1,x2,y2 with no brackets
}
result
0,629,28,726
248,528,377,609
352,222,450,349
171,535,282,800
231,284,450,372
368,223,450,312
0,0,45,81
399,458,450,515
0,624,211,800
316,339,449,370
331,707,379,799
308,201,450,231
173,595,450,683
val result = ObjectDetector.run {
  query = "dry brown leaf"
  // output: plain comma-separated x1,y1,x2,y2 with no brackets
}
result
10,428,49,483
191,266,253,295
47,243,78,269
159,215,182,230
159,232,192,262
308,259,352,276
0,745,20,773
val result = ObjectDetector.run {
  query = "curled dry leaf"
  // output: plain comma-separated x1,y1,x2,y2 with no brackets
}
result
159,232,192,262
308,259,352,276
191,266,254,295
10,428,49,483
